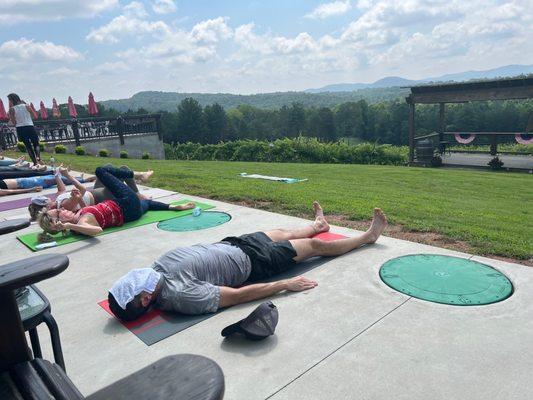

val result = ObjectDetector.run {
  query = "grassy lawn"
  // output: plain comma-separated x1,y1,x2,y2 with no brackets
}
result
11,152,532,260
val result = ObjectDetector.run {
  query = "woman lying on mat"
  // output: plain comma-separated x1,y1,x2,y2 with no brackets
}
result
0,155,26,166
37,165,195,237
1,168,93,198
28,164,148,220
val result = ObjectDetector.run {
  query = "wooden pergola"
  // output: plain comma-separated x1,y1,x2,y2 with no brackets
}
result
406,77,533,164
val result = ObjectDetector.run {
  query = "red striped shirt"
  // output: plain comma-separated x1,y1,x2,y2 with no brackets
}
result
80,200,124,229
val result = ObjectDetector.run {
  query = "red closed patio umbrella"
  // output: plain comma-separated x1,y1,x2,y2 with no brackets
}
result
39,101,48,119
88,92,99,116
29,103,39,119
0,99,8,122
67,96,77,118
52,98,61,118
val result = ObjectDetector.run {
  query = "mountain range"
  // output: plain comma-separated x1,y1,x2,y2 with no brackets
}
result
100,64,532,112
305,64,533,92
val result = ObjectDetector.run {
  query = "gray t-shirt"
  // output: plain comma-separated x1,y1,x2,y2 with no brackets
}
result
153,243,251,315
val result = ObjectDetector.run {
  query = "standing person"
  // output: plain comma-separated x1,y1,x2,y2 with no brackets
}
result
7,93,41,166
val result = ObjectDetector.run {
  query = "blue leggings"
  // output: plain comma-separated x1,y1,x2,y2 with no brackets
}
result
15,175,80,189
94,166,169,223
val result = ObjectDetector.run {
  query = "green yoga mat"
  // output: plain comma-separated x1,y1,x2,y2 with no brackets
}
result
18,200,214,252
157,211,231,232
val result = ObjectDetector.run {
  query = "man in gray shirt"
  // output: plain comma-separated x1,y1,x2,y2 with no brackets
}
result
108,202,387,321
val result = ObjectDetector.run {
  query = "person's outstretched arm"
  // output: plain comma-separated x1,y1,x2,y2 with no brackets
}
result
1,187,42,196
54,172,67,194
218,276,317,308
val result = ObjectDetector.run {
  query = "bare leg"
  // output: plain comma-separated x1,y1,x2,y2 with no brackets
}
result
290,208,388,262
264,201,330,242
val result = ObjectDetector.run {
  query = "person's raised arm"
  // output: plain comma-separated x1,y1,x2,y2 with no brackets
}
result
60,167,86,195
218,276,318,308
55,172,67,194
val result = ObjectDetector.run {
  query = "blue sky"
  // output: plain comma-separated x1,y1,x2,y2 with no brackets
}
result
0,0,531,105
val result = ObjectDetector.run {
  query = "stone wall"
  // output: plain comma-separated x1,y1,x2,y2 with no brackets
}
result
45,133,165,159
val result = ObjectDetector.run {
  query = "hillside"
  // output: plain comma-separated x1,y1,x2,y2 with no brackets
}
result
100,87,408,113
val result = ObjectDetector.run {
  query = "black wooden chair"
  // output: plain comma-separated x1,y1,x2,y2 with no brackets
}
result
0,254,225,400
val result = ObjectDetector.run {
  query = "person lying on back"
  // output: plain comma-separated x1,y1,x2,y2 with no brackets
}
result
108,202,388,320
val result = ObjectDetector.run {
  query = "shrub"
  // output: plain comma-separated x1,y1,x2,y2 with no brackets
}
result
98,149,109,157
39,141,45,151
54,144,66,154
142,152,151,159
163,139,409,166
120,150,128,159
17,141,26,152
75,146,85,155
488,156,504,171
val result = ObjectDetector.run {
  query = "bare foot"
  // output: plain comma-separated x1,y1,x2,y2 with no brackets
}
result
16,156,25,163
365,208,388,243
170,202,195,211
33,186,43,192
137,170,153,183
312,201,330,233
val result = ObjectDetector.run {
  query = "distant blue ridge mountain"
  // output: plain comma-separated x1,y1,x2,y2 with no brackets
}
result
305,64,533,93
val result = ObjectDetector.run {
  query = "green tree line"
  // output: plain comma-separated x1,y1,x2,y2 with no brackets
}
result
104,97,532,146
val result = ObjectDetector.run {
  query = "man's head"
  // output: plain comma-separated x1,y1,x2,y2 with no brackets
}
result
108,291,151,321
107,268,161,321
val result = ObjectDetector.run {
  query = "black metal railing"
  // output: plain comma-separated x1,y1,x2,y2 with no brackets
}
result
0,114,161,149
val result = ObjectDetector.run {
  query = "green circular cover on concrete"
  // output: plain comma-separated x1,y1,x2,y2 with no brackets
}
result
157,211,231,232
379,254,513,306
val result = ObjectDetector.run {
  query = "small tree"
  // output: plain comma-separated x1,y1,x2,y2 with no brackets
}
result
120,150,128,159
75,146,85,155
141,152,151,159
98,149,109,157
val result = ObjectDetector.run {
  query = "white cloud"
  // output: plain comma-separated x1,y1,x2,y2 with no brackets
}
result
152,0,177,14
87,15,171,43
123,1,148,18
305,1,352,19
190,17,233,44
0,38,82,61
0,0,118,25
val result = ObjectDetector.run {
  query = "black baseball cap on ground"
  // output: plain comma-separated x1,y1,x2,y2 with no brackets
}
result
221,301,279,340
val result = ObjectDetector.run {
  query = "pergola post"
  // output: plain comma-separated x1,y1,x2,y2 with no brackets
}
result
439,103,445,153
408,98,415,164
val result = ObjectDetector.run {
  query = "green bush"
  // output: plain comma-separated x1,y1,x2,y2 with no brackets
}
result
120,150,128,159
98,149,109,157
74,146,85,155
39,141,45,151
164,139,409,166
17,141,26,152
54,144,67,154
142,152,151,159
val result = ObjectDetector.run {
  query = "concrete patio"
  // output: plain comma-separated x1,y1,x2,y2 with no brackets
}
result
1,182,532,400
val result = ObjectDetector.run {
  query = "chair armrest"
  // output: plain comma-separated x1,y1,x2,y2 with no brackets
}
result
0,254,69,292
87,354,225,400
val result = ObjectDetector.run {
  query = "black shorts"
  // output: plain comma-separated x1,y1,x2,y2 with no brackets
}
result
0,180,7,189
222,232,297,282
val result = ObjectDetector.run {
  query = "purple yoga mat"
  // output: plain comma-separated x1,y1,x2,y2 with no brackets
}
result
0,193,58,212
